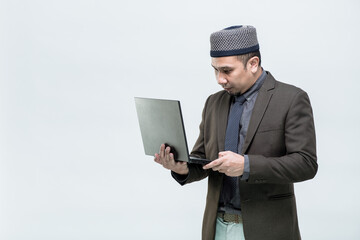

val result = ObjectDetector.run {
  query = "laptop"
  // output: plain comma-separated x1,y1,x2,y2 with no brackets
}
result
134,97,212,165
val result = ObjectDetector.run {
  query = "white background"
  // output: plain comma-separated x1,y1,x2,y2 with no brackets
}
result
1,0,359,239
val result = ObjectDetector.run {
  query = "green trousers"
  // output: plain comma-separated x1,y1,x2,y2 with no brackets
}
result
215,217,245,240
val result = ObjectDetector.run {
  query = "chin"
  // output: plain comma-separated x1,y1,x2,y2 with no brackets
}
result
225,89,240,96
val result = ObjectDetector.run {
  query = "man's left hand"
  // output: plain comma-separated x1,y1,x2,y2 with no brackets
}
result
203,151,244,177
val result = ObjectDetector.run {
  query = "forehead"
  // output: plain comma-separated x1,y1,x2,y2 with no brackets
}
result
211,56,242,68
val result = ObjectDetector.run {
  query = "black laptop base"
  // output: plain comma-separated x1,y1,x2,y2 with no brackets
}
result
189,156,212,165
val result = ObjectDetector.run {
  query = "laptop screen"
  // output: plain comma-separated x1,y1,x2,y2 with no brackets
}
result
134,97,191,162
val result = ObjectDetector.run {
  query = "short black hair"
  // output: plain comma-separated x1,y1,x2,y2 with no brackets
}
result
237,50,261,67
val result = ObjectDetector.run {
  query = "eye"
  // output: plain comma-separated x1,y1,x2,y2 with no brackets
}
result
223,69,232,74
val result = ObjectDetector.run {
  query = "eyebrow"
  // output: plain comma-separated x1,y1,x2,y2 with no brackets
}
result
211,65,234,70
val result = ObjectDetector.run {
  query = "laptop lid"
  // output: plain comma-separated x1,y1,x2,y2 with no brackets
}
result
134,97,191,162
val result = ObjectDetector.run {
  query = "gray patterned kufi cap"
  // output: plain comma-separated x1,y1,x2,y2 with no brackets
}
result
210,25,259,57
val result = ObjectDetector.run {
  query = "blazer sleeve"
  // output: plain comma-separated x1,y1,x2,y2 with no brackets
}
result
171,95,213,185
247,90,318,184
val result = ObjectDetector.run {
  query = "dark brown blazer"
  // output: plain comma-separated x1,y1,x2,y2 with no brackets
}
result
176,72,318,240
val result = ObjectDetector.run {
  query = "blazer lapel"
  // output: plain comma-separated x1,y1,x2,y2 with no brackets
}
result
242,72,276,154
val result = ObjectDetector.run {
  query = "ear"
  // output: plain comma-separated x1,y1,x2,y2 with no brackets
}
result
247,56,260,73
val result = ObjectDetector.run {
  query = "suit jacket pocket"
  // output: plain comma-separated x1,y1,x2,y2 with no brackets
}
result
268,192,294,200
257,126,283,133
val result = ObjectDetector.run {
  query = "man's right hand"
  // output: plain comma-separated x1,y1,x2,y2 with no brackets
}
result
154,144,189,175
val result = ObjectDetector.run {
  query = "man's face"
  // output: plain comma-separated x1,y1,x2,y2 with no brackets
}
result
211,56,255,95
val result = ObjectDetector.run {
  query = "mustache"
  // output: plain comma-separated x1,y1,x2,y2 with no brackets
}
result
221,84,231,88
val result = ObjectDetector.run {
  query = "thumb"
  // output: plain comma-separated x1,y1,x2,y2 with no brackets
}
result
218,151,226,158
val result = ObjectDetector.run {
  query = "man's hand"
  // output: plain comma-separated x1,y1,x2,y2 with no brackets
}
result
203,151,244,177
154,144,189,175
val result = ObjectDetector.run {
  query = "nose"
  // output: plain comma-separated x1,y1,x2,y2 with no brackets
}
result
216,72,227,85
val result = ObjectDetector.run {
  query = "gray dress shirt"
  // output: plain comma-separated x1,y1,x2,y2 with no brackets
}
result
172,70,267,215
218,70,266,215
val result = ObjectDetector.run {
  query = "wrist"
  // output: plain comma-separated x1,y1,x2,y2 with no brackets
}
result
176,168,189,175
174,164,189,175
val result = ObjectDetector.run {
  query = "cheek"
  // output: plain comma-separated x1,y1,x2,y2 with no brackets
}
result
229,74,244,86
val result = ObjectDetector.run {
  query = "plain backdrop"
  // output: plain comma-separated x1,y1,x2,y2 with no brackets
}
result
1,0,359,239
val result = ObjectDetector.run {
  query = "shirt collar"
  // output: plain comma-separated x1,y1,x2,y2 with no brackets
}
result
242,68,266,101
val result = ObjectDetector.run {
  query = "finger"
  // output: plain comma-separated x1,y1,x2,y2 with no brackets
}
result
159,144,165,159
175,161,188,171
218,151,226,158
164,146,171,162
203,158,222,170
174,159,187,169
219,151,234,158
212,164,226,172
168,153,175,163
179,161,187,166
154,153,161,164
174,159,184,165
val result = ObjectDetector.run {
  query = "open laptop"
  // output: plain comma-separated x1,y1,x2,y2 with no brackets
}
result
134,97,212,165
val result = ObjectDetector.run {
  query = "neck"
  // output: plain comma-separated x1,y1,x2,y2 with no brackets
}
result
240,67,263,95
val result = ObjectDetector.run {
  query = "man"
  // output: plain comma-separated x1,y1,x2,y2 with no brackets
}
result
154,25,317,240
